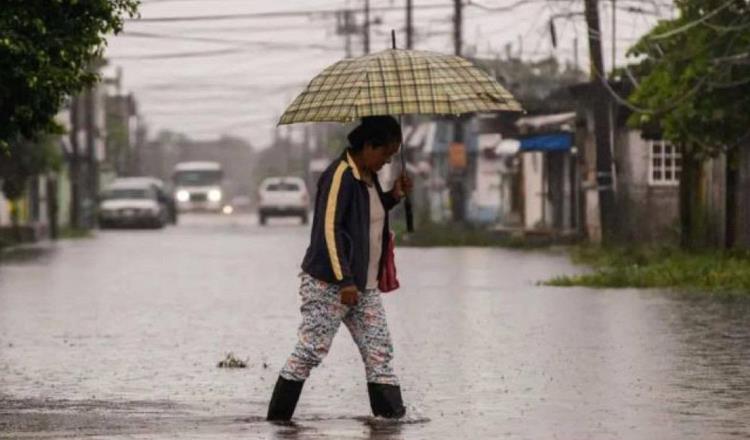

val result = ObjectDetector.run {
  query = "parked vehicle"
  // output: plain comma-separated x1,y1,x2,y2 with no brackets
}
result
98,179,169,229
123,177,178,224
258,176,309,225
173,161,224,212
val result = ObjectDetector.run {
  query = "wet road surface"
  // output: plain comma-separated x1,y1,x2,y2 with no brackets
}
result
1,214,749,439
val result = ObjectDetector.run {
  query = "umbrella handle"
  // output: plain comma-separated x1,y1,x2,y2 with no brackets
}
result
399,119,414,233
404,195,414,232
399,120,414,233
393,29,415,233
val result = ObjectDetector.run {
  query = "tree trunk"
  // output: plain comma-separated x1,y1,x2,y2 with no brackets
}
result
46,176,59,240
679,150,692,249
725,148,738,249
70,96,81,229
584,0,617,243
680,149,710,250
9,200,21,243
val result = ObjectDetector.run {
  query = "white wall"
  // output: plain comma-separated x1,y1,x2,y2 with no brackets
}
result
523,152,544,229
620,129,651,187
585,187,601,242
472,153,502,222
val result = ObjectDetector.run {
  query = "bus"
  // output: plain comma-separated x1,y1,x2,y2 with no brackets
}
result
172,161,224,212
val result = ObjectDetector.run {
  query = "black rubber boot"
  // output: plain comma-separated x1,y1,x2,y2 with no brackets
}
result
267,376,305,421
367,383,406,418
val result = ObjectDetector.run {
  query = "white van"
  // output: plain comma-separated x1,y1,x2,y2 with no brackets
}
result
173,161,224,212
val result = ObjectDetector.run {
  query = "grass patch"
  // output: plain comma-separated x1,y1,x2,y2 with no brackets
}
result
59,227,93,240
545,244,750,294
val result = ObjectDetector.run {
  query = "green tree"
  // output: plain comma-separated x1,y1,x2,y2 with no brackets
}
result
0,136,62,236
0,137,61,199
627,0,750,248
0,0,139,150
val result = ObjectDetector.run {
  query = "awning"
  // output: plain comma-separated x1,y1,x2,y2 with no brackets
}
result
496,139,520,155
516,112,576,131
519,133,573,152
478,133,520,155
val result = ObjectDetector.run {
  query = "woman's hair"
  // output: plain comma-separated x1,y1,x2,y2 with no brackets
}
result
347,115,402,151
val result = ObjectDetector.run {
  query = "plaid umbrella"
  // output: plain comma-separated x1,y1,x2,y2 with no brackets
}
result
278,48,523,125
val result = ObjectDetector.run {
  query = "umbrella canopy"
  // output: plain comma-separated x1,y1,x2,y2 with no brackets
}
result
278,49,523,125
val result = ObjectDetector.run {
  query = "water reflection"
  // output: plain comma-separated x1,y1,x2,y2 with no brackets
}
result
364,419,403,440
267,418,404,440
662,293,750,436
1,216,749,438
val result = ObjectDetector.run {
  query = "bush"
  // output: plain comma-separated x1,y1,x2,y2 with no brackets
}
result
546,245,750,294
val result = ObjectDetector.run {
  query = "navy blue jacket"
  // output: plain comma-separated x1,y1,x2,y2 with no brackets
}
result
301,150,400,291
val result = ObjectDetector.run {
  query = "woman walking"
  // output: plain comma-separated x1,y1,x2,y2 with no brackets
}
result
267,115,412,421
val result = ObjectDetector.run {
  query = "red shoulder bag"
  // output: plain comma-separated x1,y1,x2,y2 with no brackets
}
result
378,230,400,293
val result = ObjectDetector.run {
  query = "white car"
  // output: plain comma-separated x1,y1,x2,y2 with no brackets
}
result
98,179,168,229
258,176,309,225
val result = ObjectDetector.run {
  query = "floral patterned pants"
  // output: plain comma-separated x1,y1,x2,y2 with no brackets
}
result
279,273,399,386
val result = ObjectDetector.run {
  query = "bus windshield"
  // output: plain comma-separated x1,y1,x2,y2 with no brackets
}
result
174,170,222,186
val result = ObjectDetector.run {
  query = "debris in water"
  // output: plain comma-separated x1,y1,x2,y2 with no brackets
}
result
217,352,248,368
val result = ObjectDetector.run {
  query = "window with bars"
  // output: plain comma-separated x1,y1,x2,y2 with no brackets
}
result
649,140,681,186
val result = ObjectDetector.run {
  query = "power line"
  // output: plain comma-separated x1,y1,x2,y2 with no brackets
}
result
468,0,542,12
111,47,245,60
123,22,323,34
130,1,575,24
127,3,456,23
648,0,735,40
134,81,305,92
119,30,340,51
109,41,340,59
600,17,748,115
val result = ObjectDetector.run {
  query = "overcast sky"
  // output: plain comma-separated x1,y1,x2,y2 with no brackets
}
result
104,0,675,150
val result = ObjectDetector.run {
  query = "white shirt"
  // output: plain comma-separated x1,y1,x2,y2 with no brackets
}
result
366,183,385,290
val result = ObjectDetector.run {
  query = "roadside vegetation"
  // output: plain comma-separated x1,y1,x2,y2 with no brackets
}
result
394,220,750,294
545,245,750,294
59,227,94,240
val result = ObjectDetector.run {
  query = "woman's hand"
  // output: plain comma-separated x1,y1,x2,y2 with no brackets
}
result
340,285,359,306
393,173,413,200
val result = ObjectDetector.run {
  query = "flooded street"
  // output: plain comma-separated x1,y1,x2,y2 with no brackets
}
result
1,214,749,439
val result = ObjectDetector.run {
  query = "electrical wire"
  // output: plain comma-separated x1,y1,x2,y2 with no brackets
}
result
600,16,747,115
647,0,736,40
111,47,246,60
128,3,456,23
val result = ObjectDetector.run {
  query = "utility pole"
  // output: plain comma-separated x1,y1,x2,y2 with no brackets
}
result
406,0,413,49
453,0,462,56
610,0,618,194
345,19,352,58
450,0,466,223
363,0,370,54
84,87,98,229
611,0,616,72
69,96,81,229
336,9,355,58
584,0,616,241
